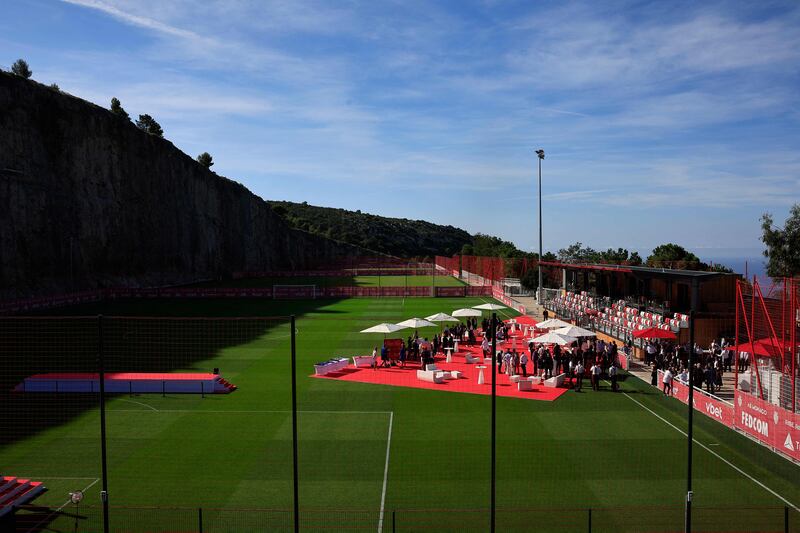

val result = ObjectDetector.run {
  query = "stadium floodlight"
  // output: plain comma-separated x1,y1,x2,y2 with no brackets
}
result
535,148,545,305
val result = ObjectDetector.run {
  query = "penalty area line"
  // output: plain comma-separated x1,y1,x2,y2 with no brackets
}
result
29,477,100,532
620,390,799,512
106,409,394,414
377,411,394,533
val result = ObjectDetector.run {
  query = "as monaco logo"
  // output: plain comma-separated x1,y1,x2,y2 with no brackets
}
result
773,412,779,424
737,396,742,407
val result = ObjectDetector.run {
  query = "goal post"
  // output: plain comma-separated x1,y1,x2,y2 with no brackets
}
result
273,285,317,299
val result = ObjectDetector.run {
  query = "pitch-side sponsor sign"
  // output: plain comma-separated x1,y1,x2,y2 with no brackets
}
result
734,390,800,461
662,372,735,427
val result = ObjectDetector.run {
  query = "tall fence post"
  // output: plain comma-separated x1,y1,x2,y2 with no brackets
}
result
392,509,396,532
291,315,299,533
785,506,789,533
490,312,497,533
587,507,592,532
98,315,110,533
686,308,696,533
198,507,203,533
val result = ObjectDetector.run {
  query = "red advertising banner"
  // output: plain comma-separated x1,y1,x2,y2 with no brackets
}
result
435,287,466,297
734,390,800,462
659,371,735,427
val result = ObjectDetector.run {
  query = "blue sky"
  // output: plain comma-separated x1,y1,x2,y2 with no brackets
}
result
2,0,798,263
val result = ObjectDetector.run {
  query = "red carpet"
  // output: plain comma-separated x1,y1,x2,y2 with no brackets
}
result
314,324,570,402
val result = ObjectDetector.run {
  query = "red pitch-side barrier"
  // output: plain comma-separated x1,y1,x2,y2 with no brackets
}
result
658,370,735,427
657,370,798,462
734,390,800,462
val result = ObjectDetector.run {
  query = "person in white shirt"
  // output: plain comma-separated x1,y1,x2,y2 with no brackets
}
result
662,368,673,395
608,364,618,392
371,347,378,370
574,361,584,391
590,363,601,391
519,352,528,376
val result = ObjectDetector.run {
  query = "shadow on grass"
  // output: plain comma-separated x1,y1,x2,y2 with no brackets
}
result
0,297,345,452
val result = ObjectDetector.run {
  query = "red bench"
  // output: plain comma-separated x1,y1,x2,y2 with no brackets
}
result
0,476,47,517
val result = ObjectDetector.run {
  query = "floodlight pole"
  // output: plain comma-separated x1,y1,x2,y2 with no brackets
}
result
290,315,299,533
536,149,545,305
490,312,497,533
97,315,110,533
685,307,696,533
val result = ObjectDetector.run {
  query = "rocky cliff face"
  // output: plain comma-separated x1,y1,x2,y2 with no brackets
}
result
0,72,361,299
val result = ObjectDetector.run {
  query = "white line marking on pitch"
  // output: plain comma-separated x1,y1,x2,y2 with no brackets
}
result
621,391,799,512
377,411,394,533
107,409,393,414
117,398,159,411
17,476,97,480
28,477,99,533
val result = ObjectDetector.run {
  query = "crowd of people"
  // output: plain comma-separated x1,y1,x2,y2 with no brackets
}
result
369,318,624,393
644,337,740,396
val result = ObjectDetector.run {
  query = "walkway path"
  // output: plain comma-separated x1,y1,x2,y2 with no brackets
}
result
626,359,735,403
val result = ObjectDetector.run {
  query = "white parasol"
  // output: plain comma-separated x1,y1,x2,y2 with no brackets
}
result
529,332,577,345
452,308,483,317
397,317,437,329
473,303,507,311
536,318,571,330
425,312,459,323
552,325,596,338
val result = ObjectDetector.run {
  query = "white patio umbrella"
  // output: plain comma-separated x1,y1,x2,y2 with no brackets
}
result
552,325,596,338
536,318,571,330
452,308,482,317
396,317,437,329
360,323,407,334
530,332,577,345
473,303,507,311
360,322,408,340
425,312,459,323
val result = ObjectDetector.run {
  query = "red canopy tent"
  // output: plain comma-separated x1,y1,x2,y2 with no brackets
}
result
632,327,676,340
731,341,783,358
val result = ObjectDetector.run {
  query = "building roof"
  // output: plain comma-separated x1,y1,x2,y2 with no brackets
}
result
539,261,737,281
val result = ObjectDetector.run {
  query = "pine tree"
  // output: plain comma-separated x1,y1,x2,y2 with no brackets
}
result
11,59,32,78
110,97,130,120
196,152,214,169
135,114,164,137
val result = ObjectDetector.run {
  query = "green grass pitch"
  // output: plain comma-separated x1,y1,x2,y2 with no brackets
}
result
2,291,798,531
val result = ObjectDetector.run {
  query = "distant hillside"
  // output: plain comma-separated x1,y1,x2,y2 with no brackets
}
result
268,201,473,258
